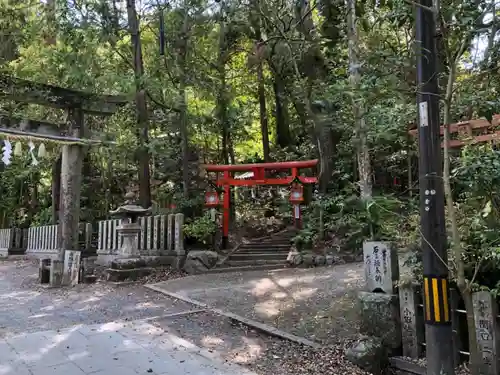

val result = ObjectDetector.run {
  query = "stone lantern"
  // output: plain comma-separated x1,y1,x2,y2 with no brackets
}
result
109,192,151,258
106,192,153,282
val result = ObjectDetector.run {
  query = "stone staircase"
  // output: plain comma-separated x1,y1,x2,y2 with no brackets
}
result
210,229,296,273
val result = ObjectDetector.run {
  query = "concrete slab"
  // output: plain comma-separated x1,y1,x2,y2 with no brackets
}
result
0,319,258,375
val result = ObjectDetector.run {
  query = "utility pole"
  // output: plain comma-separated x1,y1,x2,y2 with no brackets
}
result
415,1,455,374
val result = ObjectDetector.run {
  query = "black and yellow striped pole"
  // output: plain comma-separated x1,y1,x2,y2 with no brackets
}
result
423,276,451,325
416,0,454,374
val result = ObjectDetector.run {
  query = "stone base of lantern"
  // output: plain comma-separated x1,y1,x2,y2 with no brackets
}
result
105,257,153,282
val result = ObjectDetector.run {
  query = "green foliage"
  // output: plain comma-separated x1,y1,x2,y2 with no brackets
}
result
294,188,419,254
449,146,500,292
293,227,315,250
183,213,217,246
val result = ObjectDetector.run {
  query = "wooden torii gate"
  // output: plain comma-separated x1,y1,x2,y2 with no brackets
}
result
408,115,500,148
202,159,318,248
0,74,127,285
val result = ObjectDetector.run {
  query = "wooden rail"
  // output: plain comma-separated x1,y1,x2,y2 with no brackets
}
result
408,115,500,148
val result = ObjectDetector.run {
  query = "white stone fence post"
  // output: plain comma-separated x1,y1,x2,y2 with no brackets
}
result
26,224,59,258
96,214,184,266
0,228,13,257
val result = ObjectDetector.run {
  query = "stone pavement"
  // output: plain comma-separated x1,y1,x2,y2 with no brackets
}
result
0,259,258,375
0,259,194,336
0,319,257,375
148,263,365,344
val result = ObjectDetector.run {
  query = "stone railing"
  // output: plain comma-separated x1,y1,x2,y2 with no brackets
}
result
0,228,13,257
96,213,184,265
26,224,59,258
25,223,93,259
0,228,29,257
0,215,185,266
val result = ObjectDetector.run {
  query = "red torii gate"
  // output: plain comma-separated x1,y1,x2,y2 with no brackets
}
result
202,159,318,248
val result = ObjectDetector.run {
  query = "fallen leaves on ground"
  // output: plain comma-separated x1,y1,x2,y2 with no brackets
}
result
399,356,471,375
93,265,186,284
154,309,369,375
252,340,370,375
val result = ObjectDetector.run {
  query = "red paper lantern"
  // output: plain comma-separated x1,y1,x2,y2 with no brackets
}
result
289,183,304,204
205,191,220,207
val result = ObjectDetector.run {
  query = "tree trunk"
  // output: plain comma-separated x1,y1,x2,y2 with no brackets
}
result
257,60,270,161
178,8,190,198
346,0,372,200
251,6,271,162
126,0,152,208
443,63,480,375
44,0,56,45
273,76,291,148
216,6,230,164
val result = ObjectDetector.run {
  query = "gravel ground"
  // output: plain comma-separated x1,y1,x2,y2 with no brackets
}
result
0,258,195,338
149,263,364,345
153,310,370,375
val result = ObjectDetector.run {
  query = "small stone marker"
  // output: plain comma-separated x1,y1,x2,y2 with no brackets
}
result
398,284,421,358
64,250,81,286
174,213,184,253
167,214,174,252
173,213,185,269
363,241,399,294
472,291,499,375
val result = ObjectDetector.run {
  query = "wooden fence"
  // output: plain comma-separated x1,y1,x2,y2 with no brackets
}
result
400,284,499,374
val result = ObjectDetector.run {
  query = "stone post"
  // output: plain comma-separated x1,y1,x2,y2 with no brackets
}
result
63,250,81,286
173,213,185,269
472,291,499,375
398,284,422,358
363,241,399,294
55,106,84,287
84,222,93,252
358,241,401,354
167,214,174,253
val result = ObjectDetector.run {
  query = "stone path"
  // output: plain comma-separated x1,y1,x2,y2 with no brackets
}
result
0,319,256,375
0,259,194,336
0,259,258,375
148,263,365,345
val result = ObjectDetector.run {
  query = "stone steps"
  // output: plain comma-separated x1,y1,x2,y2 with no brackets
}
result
230,252,288,261
205,263,286,274
237,247,290,254
213,230,295,273
226,259,286,267
239,243,290,250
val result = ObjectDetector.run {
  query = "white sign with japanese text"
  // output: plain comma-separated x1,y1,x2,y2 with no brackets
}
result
363,241,398,294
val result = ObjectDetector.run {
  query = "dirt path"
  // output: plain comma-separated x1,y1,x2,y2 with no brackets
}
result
148,263,364,345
